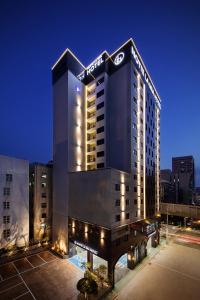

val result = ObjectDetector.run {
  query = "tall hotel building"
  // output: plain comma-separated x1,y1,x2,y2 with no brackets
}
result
52,39,161,285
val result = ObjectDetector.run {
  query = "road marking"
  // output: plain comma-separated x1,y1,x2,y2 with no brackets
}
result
12,263,37,300
154,262,200,282
13,291,30,300
0,282,23,295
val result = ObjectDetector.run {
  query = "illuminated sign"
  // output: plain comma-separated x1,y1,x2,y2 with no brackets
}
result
114,52,125,65
78,55,104,81
74,240,98,255
131,47,159,101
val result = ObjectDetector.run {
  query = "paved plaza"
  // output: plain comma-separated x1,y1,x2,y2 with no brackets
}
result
0,251,83,300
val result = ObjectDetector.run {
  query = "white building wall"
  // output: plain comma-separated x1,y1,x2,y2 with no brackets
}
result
0,155,29,249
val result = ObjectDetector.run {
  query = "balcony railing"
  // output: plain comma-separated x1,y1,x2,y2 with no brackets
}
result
88,100,95,108
87,112,95,119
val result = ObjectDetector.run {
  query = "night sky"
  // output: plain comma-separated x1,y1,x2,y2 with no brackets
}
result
0,1,200,184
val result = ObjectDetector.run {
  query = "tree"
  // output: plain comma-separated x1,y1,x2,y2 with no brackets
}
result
77,277,98,299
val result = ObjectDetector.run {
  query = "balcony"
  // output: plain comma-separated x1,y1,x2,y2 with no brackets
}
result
87,112,96,122
87,100,96,113
87,123,96,133
87,135,96,144
87,156,96,164
87,146,96,153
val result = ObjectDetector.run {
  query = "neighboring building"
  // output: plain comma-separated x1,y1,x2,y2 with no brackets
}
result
194,187,200,206
52,38,161,285
172,156,195,205
0,155,29,249
29,162,52,242
160,169,175,203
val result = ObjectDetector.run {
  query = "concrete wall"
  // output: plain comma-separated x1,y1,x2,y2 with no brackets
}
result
69,168,135,229
106,63,132,173
0,155,29,249
53,69,85,253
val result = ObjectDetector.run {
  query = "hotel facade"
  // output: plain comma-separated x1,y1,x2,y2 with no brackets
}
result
52,39,161,285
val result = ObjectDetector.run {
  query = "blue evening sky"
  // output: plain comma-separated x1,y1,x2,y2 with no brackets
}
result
0,0,200,183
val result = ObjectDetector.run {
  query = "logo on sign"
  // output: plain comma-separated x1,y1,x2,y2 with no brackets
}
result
114,52,125,65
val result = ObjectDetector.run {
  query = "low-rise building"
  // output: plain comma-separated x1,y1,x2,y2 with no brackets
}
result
0,155,29,249
29,162,52,243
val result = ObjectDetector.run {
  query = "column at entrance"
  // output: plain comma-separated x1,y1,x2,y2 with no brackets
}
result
87,251,93,271
127,249,136,270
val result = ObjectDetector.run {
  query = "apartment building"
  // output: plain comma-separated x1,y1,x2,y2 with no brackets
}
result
52,38,161,285
29,162,52,242
172,156,195,205
0,155,29,249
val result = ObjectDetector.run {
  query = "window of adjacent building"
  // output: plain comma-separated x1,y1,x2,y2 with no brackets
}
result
97,77,104,86
126,199,129,206
6,174,12,182
97,89,104,98
3,187,10,196
115,199,120,206
126,185,129,192
97,114,104,122
135,211,138,217
115,184,120,191
123,235,128,241
41,193,46,198
3,202,10,209
134,187,137,192
97,151,104,157
42,213,47,218
41,173,47,178
97,138,104,146
41,182,46,188
97,102,104,110
41,203,47,208
115,215,121,222
126,213,130,219
3,216,10,224
3,229,10,239
97,126,104,134
134,175,137,180
97,163,104,169
133,97,137,103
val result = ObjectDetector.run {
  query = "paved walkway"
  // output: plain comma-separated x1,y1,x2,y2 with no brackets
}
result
0,251,83,300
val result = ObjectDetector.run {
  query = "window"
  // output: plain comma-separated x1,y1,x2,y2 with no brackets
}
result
126,199,129,206
41,182,46,188
115,184,120,191
97,77,104,86
126,213,130,219
115,199,120,206
97,138,104,145
134,199,137,204
97,114,104,122
3,188,10,196
97,102,104,110
42,213,47,218
3,202,10,209
97,151,104,157
97,89,104,98
41,203,47,208
133,97,137,103
41,173,47,178
115,238,120,246
134,175,137,180
41,193,46,198
123,235,128,241
115,215,121,222
126,185,129,192
134,187,137,192
3,216,10,224
6,174,12,182
97,163,104,168
97,126,104,134
3,229,10,239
